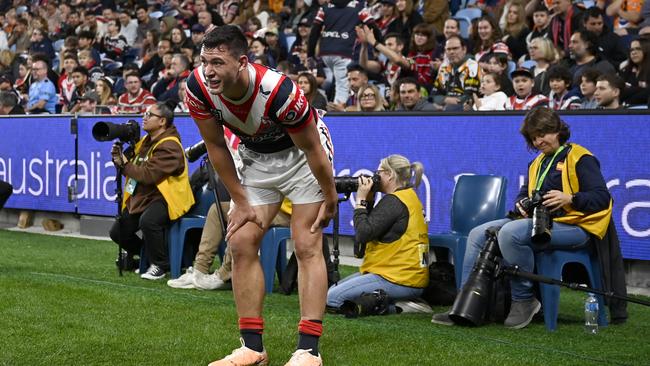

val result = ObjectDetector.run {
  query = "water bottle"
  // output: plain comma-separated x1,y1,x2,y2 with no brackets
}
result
584,293,599,334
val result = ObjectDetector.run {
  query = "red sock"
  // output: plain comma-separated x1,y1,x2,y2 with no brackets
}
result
298,319,322,356
239,317,264,352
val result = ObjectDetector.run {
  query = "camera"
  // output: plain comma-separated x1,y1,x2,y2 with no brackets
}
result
334,174,380,194
92,120,140,145
518,190,553,245
185,140,208,163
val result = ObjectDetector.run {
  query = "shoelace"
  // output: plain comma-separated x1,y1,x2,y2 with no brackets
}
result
287,349,315,364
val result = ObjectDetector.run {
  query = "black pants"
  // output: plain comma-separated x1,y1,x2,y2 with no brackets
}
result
109,200,170,270
0,180,12,209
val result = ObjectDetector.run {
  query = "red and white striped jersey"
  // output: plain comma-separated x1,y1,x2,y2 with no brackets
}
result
504,94,549,110
116,89,157,114
185,63,315,153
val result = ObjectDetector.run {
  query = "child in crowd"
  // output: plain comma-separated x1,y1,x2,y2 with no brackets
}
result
579,69,602,109
472,73,508,110
546,65,581,110
504,67,548,110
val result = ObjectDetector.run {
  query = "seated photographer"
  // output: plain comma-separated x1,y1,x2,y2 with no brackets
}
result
109,102,194,280
327,154,429,315
432,107,612,329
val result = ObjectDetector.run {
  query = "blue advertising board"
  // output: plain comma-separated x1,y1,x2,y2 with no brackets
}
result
0,115,76,212
1,112,648,260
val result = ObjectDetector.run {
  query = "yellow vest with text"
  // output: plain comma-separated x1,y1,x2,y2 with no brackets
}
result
122,136,195,220
360,188,430,288
528,143,612,239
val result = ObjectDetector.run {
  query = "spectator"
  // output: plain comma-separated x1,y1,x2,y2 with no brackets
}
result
504,67,548,110
118,10,138,47
190,0,224,27
327,154,429,315
249,37,276,67
546,64,581,110
525,2,551,46
95,77,117,106
472,72,508,111
528,37,559,96
606,0,644,36
101,19,129,61
579,68,602,109
422,0,449,35
353,84,387,111
141,29,160,63
566,30,616,91
159,16,178,40
583,7,628,68
297,72,328,110
152,54,191,102
58,53,79,110
26,60,56,114
432,35,481,110
170,26,193,54
308,0,380,105
396,77,437,111
77,91,100,115
595,73,624,109
117,73,157,114
140,39,172,86
191,24,206,54
549,0,583,54
65,66,95,113
358,31,408,95
483,53,511,90
406,23,439,89
78,31,102,67
386,0,424,47
60,11,83,39
474,15,510,65
135,6,160,48
377,0,399,37
433,108,615,329
77,49,104,84
175,79,190,113
619,38,650,105
109,102,194,280
197,11,215,29
7,18,30,54
501,0,530,61
0,90,25,115
29,28,55,60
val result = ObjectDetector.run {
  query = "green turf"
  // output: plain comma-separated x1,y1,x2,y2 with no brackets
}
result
1,229,649,365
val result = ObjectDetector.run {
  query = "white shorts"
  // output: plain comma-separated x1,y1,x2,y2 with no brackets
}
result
237,119,334,206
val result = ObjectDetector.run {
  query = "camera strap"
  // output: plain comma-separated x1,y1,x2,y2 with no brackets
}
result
534,145,565,191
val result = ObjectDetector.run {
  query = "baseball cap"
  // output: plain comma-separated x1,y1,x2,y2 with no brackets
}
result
511,67,534,79
297,17,310,27
380,0,396,5
81,91,100,103
191,24,206,33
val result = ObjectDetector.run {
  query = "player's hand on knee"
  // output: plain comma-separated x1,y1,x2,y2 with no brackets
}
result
226,203,264,240
310,199,337,233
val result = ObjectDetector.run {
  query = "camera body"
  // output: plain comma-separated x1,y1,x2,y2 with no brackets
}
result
92,120,140,145
334,174,380,194
518,190,553,245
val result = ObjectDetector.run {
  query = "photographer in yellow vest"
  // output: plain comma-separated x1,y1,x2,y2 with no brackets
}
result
109,102,194,280
327,154,430,315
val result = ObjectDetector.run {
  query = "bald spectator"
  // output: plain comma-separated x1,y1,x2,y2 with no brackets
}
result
117,74,157,114
197,11,214,29
26,60,57,114
432,35,480,111
595,73,624,109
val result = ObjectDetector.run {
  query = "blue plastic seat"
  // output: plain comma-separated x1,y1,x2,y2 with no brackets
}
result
535,246,608,331
429,175,507,289
259,226,291,294
455,7,482,21
455,17,472,39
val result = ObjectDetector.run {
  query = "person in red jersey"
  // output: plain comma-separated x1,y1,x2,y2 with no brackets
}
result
185,25,336,366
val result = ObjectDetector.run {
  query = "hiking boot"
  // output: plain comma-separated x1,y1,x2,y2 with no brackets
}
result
140,264,166,280
167,267,195,289
504,298,541,329
208,338,269,366
194,269,226,290
284,349,322,366
431,310,454,326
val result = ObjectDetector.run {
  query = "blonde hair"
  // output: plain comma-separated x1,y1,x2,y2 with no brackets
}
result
354,84,386,112
530,37,559,63
379,154,424,188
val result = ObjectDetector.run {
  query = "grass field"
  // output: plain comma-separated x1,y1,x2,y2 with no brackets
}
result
1,229,649,365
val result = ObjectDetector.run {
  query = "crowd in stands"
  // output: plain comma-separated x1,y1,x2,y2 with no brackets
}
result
1,0,649,115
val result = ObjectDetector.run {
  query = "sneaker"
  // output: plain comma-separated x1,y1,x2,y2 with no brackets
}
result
167,267,195,289
193,270,226,290
504,298,541,329
284,349,322,366
208,338,269,366
140,264,166,280
395,300,433,314
431,310,455,326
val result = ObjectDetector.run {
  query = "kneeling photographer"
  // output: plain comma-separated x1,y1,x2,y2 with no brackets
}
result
327,154,430,316
108,102,194,280
433,107,613,329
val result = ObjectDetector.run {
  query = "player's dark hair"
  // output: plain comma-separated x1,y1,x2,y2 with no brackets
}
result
202,25,248,59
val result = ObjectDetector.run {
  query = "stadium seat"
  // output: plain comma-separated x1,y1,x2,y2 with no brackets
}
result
535,246,608,331
259,226,290,293
456,17,472,39
455,7,482,21
429,175,507,289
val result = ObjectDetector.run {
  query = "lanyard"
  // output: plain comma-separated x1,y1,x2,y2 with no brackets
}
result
535,145,565,191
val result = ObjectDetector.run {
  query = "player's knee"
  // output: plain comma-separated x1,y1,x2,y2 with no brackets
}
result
228,230,262,259
294,240,322,262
